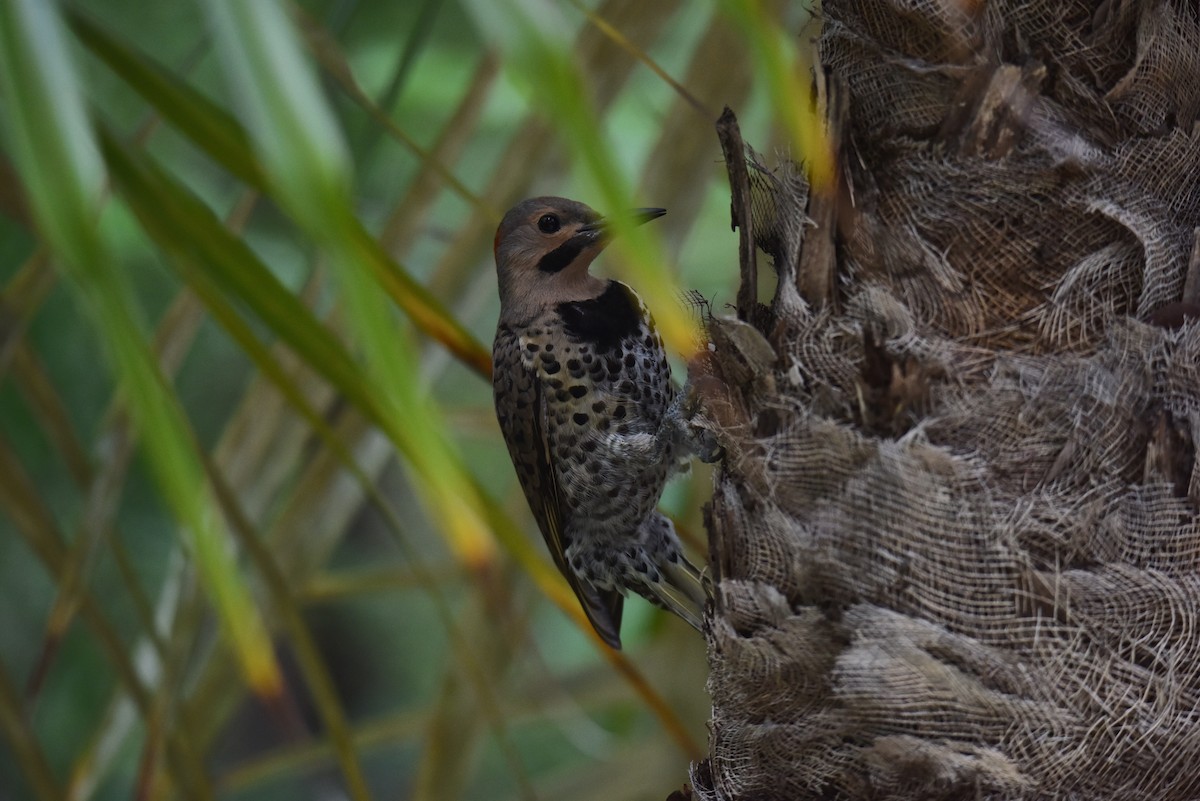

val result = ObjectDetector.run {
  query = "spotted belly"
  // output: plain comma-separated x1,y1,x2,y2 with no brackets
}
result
523,322,673,530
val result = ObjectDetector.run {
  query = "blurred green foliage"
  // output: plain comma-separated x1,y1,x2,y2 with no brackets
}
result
0,0,797,799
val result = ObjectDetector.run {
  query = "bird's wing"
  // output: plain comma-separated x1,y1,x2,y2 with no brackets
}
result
494,331,624,648
532,380,625,648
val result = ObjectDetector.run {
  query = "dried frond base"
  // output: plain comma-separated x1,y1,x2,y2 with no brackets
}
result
697,0,1200,799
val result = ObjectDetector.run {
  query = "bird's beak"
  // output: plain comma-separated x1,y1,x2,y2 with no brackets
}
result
573,207,667,248
631,207,668,226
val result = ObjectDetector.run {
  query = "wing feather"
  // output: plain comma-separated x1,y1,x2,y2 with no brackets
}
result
494,328,624,648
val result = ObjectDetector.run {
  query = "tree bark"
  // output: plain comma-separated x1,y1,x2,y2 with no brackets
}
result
696,2,1200,799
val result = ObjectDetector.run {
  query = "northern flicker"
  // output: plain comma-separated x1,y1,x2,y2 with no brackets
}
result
492,196,707,649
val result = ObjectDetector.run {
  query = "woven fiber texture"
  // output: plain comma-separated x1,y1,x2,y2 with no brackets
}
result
694,1,1200,799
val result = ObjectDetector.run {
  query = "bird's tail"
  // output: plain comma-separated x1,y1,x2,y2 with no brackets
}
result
653,554,709,632
637,513,710,632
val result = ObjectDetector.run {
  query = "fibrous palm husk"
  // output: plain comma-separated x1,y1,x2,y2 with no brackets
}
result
694,1,1200,799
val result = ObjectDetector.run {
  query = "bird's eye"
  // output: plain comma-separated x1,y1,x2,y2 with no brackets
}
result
537,213,561,234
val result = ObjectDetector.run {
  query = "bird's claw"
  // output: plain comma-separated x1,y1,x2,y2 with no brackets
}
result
694,427,724,464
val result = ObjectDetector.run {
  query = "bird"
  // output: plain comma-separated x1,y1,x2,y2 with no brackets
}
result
491,196,708,649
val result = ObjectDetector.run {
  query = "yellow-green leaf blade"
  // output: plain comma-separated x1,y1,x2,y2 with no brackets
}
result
202,0,497,567
0,0,282,701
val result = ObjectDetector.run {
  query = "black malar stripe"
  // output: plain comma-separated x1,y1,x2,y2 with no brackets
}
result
537,239,587,273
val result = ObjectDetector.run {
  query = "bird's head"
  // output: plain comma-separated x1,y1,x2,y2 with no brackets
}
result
493,196,665,322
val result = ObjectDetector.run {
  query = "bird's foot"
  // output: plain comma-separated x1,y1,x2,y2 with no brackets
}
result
665,377,725,464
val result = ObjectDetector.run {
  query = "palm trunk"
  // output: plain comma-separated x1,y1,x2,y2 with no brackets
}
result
696,1,1200,799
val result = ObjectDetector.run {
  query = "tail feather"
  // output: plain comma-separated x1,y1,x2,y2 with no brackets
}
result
641,554,709,632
